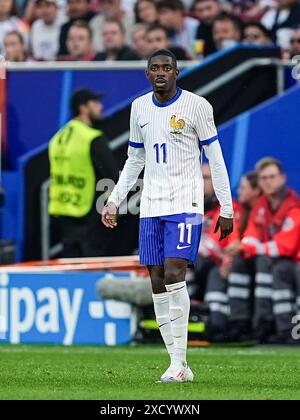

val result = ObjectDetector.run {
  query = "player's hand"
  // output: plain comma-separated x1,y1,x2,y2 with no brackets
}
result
214,216,234,241
101,202,118,229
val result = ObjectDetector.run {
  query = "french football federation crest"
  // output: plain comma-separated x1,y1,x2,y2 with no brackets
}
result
170,115,185,134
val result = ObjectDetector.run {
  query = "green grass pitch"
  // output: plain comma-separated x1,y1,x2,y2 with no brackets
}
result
0,344,300,400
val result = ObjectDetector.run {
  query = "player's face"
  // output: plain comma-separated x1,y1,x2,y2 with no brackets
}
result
258,164,286,196
146,56,179,93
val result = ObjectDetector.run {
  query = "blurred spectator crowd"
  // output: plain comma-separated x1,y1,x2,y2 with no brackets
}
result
190,157,300,345
1,0,300,62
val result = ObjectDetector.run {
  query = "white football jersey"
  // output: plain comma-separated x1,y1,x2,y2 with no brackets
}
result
109,88,233,219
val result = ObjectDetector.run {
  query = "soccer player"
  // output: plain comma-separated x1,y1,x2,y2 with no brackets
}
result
102,49,233,382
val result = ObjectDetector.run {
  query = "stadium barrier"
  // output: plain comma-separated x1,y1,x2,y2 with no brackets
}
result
0,256,145,345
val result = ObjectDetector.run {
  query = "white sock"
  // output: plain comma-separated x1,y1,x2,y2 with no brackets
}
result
165,281,190,365
152,292,175,362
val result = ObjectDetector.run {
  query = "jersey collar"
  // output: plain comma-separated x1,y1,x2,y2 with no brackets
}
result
152,88,182,108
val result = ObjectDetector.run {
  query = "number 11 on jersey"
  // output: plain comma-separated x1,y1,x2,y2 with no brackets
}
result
154,143,167,163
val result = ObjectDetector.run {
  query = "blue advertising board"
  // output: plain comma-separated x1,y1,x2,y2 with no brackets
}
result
0,271,136,345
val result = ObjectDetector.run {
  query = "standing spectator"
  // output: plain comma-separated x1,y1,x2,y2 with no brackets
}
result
212,12,243,50
243,21,273,45
90,0,135,52
4,30,29,60
0,0,30,54
157,0,199,55
193,0,221,56
49,89,119,258
146,23,191,59
225,158,300,343
58,19,95,60
58,0,96,56
134,0,158,24
131,23,150,59
94,18,140,60
31,0,66,61
261,0,300,50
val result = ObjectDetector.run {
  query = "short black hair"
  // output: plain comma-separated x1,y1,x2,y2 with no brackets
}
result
147,24,168,36
243,22,271,39
147,49,177,67
157,0,185,12
213,12,243,34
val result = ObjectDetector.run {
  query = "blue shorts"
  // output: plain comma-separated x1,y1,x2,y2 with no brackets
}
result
139,213,203,266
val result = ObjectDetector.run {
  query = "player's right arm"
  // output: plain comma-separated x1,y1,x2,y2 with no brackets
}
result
102,102,145,228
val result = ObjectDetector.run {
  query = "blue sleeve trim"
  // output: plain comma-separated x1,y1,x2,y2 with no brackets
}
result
201,135,218,146
128,140,144,148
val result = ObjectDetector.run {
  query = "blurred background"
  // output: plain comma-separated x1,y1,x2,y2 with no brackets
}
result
0,0,299,347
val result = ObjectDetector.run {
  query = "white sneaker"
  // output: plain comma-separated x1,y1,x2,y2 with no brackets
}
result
160,362,194,383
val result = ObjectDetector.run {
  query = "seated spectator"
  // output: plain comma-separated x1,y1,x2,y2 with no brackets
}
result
90,0,135,52
157,0,199,55
0,0,30,54
204,171,262,341
31,0,66,61
192,0,221,56
4,30,29,61
212,12,243,51
131,23,150,59
261,0,300,50
58,20,96,60
58,0,96,56
24,0,67,24
243,22,273,46
146,23,191,59
225,158,300,343
94,18,140,60
134,0,158,24
289,27,300,57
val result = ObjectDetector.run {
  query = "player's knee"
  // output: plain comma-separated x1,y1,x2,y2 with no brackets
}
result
164,266,185,285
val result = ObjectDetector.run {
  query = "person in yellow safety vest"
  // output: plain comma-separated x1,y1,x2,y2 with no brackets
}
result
49,89,119,257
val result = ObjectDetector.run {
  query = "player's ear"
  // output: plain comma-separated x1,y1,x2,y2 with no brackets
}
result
175,68,179,78
145,69,150,79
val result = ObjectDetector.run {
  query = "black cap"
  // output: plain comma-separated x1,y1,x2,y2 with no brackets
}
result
71,89,105,117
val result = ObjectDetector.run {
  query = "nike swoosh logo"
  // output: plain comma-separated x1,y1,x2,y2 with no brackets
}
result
158,322,169,328
171,315,183,323
140,122,150,129
177,245,191,250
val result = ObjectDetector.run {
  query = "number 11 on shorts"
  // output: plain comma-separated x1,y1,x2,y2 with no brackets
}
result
178,223,192,245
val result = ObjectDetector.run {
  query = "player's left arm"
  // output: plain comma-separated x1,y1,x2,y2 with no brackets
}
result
196,99,234,241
